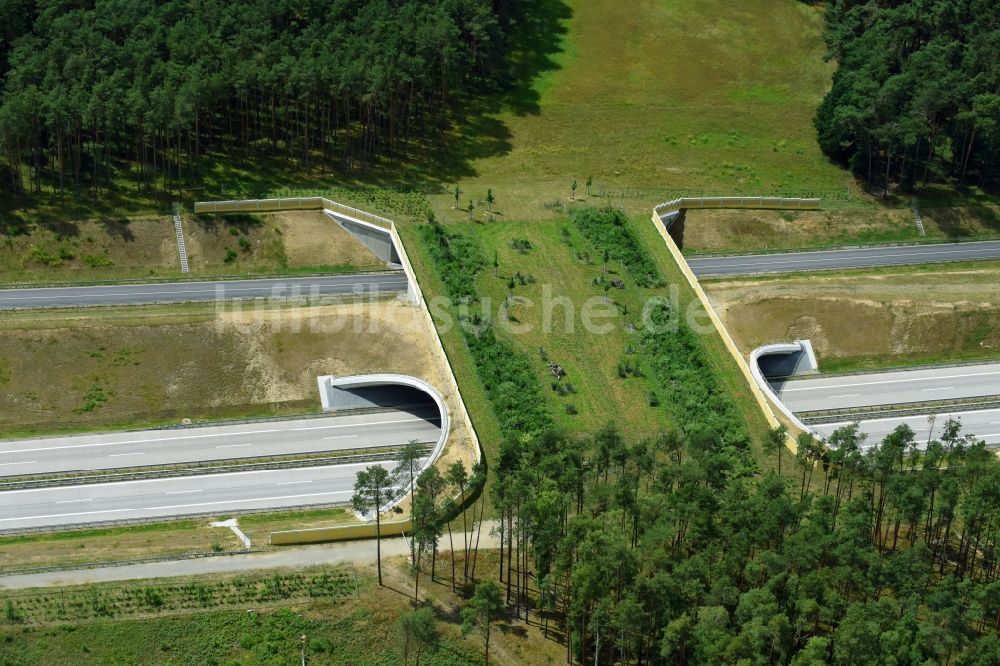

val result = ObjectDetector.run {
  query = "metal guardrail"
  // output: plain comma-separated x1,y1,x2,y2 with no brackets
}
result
686,236,1000,261
0,444,434,492
779,359,1000,382
0,269,402,291
800,395,1000,424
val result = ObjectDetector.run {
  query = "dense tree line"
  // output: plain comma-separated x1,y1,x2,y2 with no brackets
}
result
0,0,527,196
814,0,1000,194
418,209,1000,661
493,419,1000,665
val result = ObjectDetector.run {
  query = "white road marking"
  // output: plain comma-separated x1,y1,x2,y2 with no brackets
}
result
0,461,37,466
0,277,408,302
277,481,313,486
216,444,252,449
322,435,359,441
0,490,354,523
55,499,93,504
0,462,385,495
2,429,282,454
692,242,1000,271
1,415,438,455
923,387,956,391
829,394,860,399
166,490,203,495
780,369,1000,393
109,452,145,457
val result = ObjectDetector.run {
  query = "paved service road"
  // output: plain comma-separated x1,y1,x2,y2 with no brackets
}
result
688,240,1000,277
775,362,1000,413
0,461,409,531
0,410,440,478
0,523,500,589
814,407,1000,449
0,273,408,309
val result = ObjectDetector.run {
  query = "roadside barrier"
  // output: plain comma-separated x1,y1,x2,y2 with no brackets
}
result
649,196,824,452
0,445,433,492
653,196,820,218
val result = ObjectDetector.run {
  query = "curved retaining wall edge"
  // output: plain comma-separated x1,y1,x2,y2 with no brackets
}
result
748,343,817,437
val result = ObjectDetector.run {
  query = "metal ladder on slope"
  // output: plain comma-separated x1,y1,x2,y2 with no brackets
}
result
172,202,190,273
911,196,926,237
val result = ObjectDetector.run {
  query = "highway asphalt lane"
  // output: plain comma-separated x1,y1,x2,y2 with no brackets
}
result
687,240,1000,277
0,273,408,309
775,362,1000,413
813,406,1000,449
0,461,410,531
0,410,441,478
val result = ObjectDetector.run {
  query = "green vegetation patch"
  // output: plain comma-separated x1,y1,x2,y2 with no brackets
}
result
570,207,662,287
0,585,480,666
0,569,358,626
418,221,552,441
640,303,752,461
419,222,487,303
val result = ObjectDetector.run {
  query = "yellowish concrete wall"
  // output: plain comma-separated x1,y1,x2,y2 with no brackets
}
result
649,211,800,454
270,519,413,545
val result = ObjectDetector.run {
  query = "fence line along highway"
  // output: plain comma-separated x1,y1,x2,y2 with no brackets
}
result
798,394,1000,424
0,269,401,291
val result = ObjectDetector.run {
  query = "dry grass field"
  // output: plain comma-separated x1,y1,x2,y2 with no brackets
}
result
185,210,385,275
0,210,383,284
0,216,180,282
0,299,441,438
704,263,1000,372
0,507,361,572
426,0,851,224
679,205,1000,255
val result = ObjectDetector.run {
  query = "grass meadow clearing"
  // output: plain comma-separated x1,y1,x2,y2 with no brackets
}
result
427,0,852,224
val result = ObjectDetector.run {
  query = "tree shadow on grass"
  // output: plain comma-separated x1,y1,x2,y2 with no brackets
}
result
502,0,573,117
929,206,1000,238
36,216,82,238
97,216,135,241
0,1,574,222
350,0,572,186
